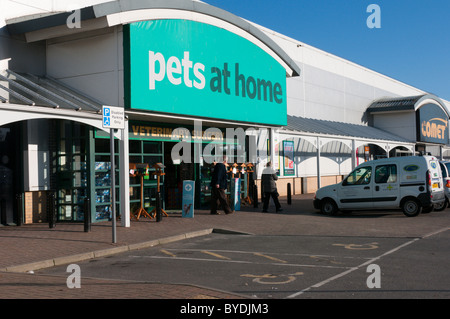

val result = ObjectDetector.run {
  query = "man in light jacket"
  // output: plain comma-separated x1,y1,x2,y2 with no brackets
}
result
261,161,282,213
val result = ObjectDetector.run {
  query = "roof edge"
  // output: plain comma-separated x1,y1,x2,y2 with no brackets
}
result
367,93,450,118
6,0,301,77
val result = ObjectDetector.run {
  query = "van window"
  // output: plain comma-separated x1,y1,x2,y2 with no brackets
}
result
440,162,448,178
344,166,372,185
375,164,397,184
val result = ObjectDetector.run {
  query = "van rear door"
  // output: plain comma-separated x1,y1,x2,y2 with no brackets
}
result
428,158,442,191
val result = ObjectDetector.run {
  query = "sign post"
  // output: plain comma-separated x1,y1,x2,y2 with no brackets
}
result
102,106,125,243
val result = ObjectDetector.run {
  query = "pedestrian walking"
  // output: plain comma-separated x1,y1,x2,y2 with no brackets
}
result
210,156,234,215
261,161,282,212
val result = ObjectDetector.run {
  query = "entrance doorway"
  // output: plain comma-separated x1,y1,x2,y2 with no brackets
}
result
0,123,21,225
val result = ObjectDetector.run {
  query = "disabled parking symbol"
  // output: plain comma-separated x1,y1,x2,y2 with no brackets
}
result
333,242,379,250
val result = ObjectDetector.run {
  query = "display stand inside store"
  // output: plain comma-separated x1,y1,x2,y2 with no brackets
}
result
129,163,153,220
149,163,168,218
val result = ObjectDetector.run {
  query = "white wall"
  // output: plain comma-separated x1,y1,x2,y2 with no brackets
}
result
0,0,112,27
46,27,124,107
260,26,436,125
372,112,417,142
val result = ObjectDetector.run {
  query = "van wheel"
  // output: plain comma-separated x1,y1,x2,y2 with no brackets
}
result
321,199,338,215
401,199,421,217
433,199,447,212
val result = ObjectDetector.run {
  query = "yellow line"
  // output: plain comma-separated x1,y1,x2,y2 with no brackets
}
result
254,252,287,264
160,249,176,257
201,250,231,260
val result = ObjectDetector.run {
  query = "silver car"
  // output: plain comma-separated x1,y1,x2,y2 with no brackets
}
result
436,161,450,211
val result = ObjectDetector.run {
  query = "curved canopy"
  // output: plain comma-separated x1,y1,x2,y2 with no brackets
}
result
6,0,301,77
367,94,450,118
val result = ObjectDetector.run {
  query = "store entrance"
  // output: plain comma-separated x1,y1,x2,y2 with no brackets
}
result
163,142,195,210
163,141,217,210
0,123,21,225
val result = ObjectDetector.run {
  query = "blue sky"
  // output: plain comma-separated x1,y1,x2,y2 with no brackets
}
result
204,0,450,102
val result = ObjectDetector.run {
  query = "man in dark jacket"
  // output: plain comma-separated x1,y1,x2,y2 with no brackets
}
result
210,156,233,215
261,161,282,212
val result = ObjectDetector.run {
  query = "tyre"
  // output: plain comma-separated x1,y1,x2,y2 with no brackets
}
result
433,199,447,212
321,199,338,215
401,198,421,217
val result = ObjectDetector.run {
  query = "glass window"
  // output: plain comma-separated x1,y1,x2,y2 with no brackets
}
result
344,166,372,185
375,164,397,184
440,163,449,178
143,141,161,154
55,120,89,222
129,140,141,154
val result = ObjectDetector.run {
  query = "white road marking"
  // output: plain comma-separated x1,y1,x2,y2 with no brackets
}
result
286,227,450,298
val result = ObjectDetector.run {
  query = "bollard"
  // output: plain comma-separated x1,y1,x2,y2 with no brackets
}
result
0,199,6,225
253,185,258,208
84,197,91,232
156,192,162,222
260,184,265,205
15,194,23,226
47,191,56,229
287,183,292,205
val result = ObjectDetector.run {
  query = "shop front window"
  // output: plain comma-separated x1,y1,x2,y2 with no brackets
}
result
94,138,119,221
129,140,163,214
55,121,88,221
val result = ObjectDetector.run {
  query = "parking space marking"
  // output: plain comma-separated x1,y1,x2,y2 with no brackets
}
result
133,249,357,271
160,249,176,257
254,252,288,264
201,250,231,260
310,255,343,265
287,238,421,298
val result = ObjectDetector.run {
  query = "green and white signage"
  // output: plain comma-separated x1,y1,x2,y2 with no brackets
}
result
124,19,287,126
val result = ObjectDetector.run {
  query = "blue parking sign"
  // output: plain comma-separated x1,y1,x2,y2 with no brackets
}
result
102,105,125,129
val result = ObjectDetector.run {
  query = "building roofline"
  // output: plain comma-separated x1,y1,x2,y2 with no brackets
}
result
6,0,301,77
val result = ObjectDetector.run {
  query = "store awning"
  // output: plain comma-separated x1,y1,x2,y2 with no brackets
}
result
0,69,118,133
367,94,450,117
284,115,413,144
0,69,101,112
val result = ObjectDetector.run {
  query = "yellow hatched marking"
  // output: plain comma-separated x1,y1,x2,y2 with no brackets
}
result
254,252,287,264
201,250,231,260
160,249,176,257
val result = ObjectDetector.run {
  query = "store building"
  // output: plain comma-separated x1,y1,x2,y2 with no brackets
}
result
250,25,450,195
0,0,300,226
1,0,449,226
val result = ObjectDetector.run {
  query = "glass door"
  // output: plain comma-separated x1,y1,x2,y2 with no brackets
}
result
55,121,88,221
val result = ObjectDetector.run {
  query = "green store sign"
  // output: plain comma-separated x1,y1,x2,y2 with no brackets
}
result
124,19,287,126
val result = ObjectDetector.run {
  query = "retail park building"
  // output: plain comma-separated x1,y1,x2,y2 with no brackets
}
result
1,0,449,226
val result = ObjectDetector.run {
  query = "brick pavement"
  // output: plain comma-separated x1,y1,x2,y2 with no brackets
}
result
0,272,242,299
0,194,316,299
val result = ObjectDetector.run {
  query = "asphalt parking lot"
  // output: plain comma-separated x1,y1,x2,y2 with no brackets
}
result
2,193,450,300
38,227,450,299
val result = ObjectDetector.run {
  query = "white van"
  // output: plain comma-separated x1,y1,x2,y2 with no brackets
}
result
313,155,446,217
